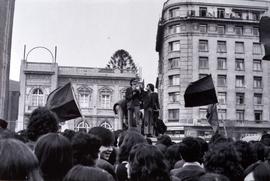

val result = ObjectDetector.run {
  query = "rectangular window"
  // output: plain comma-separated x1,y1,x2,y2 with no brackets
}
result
252,12,260,21
169,75,180,86
101,94,111,109
218,109,227,120
235,59,244,71
169,25,180,34
169,41,180,52
217,8,225,18
234,11,242,19
253,59,262,71
235,42,244,53
217,25,225,34
236,93,245,104
199,7,207,17
254,76,262,88
199,57,209,69
254,110,262,121
253,43,262,54
217,58,227,70
235,26,243,35
169,92,180,103
168,109,179,122
217,41,227,53
236,110,245,121
218,92,226,104
199,40,208,52
169,8,180,18
254,93,262,105
217,75,227,87
168,57,180,69
236,76,245,87
253,27,259,36
199,24,207,33
199,108,207,120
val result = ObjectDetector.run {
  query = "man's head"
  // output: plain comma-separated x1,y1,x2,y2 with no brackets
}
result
180,137,201,163
89,127,115,161
146,83,154,92
130,78,138,89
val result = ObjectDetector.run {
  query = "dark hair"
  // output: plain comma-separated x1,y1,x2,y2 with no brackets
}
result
234,140,256,169
0,119,8,129
71,132,101,166
199,173,230,181
204,142,244,181
35,133,73,180
157,134,173,147
250,141,266,162
165,144,182,170
129,144,170,181
89,127,114,146
180,137,201,162
0,139,41,180
147,83,154,92
118,130,146,162
253,162,270,181
130,78,137,86
27,107,58,141
61,129,76,141
64,165,113,181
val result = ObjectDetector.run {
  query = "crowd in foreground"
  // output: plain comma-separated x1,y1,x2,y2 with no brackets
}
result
1,107,270,181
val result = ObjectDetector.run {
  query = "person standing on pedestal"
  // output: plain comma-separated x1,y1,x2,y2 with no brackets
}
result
125,78,141,129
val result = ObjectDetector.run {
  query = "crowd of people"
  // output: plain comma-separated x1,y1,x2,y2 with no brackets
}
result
1,106,270,181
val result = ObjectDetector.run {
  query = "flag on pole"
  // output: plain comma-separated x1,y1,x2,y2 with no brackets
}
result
206,104,219,132
184,74,218,107
259,16,270,60
46,82,82,122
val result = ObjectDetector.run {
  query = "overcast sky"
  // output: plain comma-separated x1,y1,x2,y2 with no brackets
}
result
10,0,165,84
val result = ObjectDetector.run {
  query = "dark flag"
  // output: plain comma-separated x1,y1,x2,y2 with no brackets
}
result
46,82,82,122
184,74,218,107
259,16,270,60
206,104,219,132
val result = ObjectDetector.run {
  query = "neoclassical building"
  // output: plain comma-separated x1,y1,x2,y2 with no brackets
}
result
156,0,270,139
17,60,137,132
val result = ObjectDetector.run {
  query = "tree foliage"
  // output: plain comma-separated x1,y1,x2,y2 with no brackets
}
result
106,49,138,73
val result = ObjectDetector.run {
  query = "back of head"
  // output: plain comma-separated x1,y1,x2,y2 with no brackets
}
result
204,142,244,181
35,133,72,180
180,137,201,162
64,165,113,181
129,144,170,181
27,107,58,141
199,173,230,181
0,119,8,129
72,132,101,166
118,130,146,162
61,129,76,141
253,162,270,181
157,134,173,147
0,139,39,180
89,127,114,146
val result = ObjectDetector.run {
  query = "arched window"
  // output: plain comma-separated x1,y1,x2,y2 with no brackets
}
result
76,121,90,132
99,88,113,109
100,121,113,130
78,87,91,108
31,88,44,107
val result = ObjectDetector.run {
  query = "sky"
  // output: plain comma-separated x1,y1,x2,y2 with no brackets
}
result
10,0,166,84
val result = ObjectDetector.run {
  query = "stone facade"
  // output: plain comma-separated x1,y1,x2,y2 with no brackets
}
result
156,0,270,139
0,0,15,120
17,60,137,132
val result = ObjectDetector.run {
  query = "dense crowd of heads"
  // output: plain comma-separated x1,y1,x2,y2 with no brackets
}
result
1,106,270,181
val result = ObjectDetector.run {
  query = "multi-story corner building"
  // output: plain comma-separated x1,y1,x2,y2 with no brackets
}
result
156,0,270,139
17,60,137,132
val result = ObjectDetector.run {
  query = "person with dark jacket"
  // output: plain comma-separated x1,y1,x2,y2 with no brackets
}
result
125,78,142,129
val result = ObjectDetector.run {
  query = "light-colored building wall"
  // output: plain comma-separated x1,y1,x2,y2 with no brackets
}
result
17,60,137,132
157,0,270,138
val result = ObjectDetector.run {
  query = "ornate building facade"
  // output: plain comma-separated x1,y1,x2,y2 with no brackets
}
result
156,0,270,139
17,60,137,132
